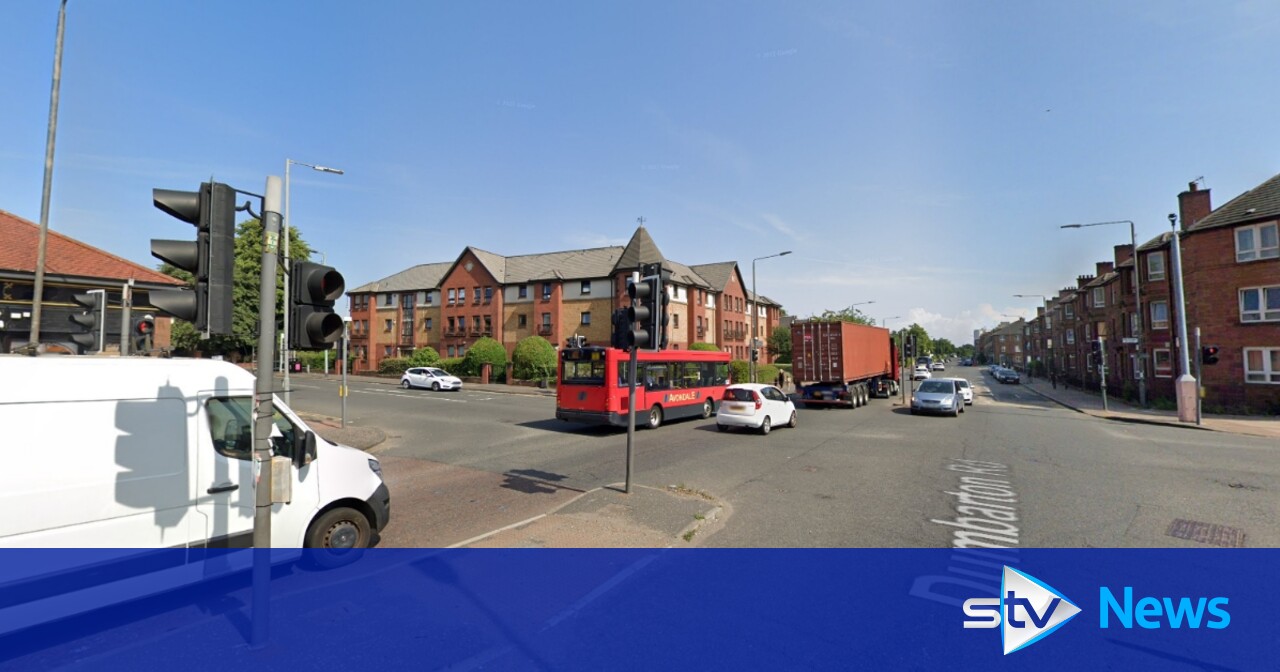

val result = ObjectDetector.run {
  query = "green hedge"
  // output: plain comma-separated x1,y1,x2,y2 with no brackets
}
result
689,342,720,352
378,357,412,375
463,337,509,381
409,347,441,367
512,335,556,380
437,357,466,376
728,360,749,384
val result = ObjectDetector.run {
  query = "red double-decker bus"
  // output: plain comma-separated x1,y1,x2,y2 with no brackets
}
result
555,346,732,429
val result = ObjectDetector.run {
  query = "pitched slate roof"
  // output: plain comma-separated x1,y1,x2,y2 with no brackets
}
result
1188,172,1280,233
612,227,666,272
688,261,738,291
1136,231,1173,252
504,246,624,283
747,289,780,306
664,259,712,289
0,208,183,286
350,261,452,294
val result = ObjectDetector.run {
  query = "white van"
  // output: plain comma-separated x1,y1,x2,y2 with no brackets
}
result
0,356,389,550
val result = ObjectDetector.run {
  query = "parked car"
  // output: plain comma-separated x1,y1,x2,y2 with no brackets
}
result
912,366,932,381
940,377,974,405
994,368,1021,384
716,383,797,435
401,367,463,391
911,379,965,417
961,358,973,366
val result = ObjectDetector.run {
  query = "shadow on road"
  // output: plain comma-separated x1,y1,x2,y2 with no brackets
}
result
514,419,621,436
499,470,586,495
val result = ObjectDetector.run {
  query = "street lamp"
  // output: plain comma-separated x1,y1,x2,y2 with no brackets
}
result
750,250,791,382
1060,220,1146,407
282,159,344,404
1168,213,1197,422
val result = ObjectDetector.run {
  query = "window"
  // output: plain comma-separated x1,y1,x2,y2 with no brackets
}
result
518,314,527,328
519,285,528,299
206,396,253,460
1064,304,1074,319
1240,286,1280,322
447,317,455,333
472,315,481,332
484,286,493,303
423,291,432,305
1146,253,1165,281
458,345,466,357
580,281,591,295
425,318,433,331
1154,349,1173,377
1151,301,1169,329
1235,222,1279,262
473,287,481,304
673,313,679,328
1244,348,1280,384
448,346,455,357
401,293,414,308
542,283,552,299
581,311,591,325
384,346,393,357
484,316,492,333
402,320,413,336
448,289,456,305
383,293,393,306
384,319,394,332
1092,287,1105,308
542,312,552,327
1128,312,1138,337
1065,329,1075,345
458,316,467,331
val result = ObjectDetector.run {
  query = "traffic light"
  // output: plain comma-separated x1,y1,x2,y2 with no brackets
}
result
150,181,235,335
1090,339,1102,354
131,315,155,354
290,261,346,350
751,348,759,362
626,274,657,350
1201,345,1220,366
610,308,630,350
904,336,914,358
69,291,105,353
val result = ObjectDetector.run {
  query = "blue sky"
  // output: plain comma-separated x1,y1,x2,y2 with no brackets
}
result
3,1,1278,345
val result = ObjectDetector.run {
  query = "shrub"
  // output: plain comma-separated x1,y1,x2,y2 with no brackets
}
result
409,347,440,367
728,360,749,385
378,357,412,375
512,335,556,380
756,364,780,385
438,357,466,376
689,342,720,352
463,337,508,381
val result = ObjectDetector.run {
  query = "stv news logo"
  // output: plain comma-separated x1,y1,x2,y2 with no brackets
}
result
962,566,1081,655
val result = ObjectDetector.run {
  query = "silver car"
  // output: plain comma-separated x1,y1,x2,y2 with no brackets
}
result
911,379,964,417
401,367,463,391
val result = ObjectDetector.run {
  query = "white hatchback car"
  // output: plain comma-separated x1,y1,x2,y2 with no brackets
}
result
939,377,973,405
912,366,932,381
716,383,797,435
401,367,463,391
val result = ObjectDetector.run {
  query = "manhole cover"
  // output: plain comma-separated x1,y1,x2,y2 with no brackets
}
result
1166,519,1246,547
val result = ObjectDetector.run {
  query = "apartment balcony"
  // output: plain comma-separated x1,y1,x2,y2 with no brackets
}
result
470,328,483,337
696,326,704,337
538,325,553,336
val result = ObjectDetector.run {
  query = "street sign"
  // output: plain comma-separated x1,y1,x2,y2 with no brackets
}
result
1122,337,1139,344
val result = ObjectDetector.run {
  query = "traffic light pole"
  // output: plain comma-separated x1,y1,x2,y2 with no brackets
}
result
1098,337,1109,412
1194,327,1202,426
625,270,640,495
250,175,282,648
119,281,133,357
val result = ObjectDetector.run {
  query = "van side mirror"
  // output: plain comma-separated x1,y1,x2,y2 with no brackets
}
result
293,430,317,469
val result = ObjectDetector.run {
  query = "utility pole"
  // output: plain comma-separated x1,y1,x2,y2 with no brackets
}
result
625,269,640,494
250,176,283,648
27,0,69,350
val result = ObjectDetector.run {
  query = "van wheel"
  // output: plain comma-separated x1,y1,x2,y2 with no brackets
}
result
401,380,411,389
701,399,715,419
305,507,371,568
647,405,663,429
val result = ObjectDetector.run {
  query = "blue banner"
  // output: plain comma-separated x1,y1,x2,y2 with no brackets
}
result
0,549,1273,670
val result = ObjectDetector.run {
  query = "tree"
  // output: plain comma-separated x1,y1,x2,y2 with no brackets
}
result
512,335,556,380
463,337,509,380
816,306,876,326
160,218,312,358
933,338,956,358
767,325,791,363
899,323,933,356
409,347,441,367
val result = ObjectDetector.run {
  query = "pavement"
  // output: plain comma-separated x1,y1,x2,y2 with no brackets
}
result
1010,373,1280,440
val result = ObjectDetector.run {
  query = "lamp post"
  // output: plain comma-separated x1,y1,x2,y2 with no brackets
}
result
750,250,791,382
1060,220,1146,407
1168,213,1197,422
26,0,69,350
282,159,344,404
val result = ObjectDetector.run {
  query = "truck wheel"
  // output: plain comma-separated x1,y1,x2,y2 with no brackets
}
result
305,507,372,568
701,399,715,419
646,405,663,429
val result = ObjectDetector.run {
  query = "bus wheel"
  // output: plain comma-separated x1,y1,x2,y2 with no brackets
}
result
701,399,714,419
647,405,663,429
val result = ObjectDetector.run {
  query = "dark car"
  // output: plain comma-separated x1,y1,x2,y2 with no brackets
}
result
994,368,1021,384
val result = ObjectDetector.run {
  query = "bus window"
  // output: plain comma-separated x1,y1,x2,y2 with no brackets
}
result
562,359,606,385
644,364,670,390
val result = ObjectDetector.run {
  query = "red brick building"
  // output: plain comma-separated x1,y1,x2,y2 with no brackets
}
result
346,227,787,374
